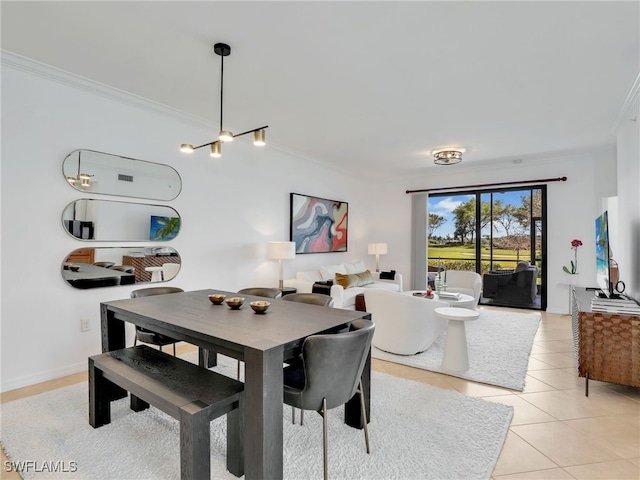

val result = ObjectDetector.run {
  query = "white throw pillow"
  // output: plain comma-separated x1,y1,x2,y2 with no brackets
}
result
320,264,347,281
297,270,322,282
343,260,366,274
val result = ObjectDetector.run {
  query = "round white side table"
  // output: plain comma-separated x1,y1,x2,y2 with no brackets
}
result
145,266,164,282
435,307,480,372
404,291,476,310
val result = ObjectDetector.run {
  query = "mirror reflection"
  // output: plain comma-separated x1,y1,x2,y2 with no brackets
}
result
62,247,181,289
63,149,182,201
62,199,181,242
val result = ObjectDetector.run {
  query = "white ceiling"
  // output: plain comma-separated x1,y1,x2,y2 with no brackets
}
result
2,1,638,179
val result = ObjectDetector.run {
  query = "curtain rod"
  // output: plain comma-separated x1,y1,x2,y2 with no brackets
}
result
405,176,567,194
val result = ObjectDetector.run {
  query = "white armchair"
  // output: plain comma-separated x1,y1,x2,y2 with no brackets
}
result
364,289,448,355
443,270,482,305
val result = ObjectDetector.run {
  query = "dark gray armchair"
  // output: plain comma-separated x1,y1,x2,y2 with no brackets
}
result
131,287,184,355
483,262,538,306
283,319,375,480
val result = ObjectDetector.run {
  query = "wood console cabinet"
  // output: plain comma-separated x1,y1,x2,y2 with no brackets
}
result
123,255,180,283
571,287,640,394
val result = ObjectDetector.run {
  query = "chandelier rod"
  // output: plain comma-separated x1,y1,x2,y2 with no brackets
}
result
219,51,225,133
190,125,270,150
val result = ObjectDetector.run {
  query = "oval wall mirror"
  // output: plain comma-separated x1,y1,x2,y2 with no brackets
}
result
62,247,181,289
62,149,182,201
62,199,181,242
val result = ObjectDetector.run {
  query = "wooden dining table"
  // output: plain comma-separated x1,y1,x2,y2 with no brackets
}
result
100,288,372,479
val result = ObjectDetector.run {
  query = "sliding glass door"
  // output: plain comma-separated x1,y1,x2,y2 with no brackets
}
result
427,186,546,310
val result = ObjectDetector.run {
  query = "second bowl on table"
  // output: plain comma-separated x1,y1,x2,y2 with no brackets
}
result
225,297,245,309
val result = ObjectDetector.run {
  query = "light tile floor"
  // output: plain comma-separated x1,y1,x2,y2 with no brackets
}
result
2,308,638,479
371,307,640,480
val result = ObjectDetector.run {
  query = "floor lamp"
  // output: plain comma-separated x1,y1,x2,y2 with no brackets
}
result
268,241,296,290
368,243,387,272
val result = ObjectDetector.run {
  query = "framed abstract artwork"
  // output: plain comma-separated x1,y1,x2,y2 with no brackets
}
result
290,193,348,254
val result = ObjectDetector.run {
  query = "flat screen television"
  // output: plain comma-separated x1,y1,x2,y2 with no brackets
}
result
595,211,612,297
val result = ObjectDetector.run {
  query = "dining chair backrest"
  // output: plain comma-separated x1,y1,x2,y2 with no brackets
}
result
296,319,374,411
237,287,282,299
131,286,184,298
281,292,334,307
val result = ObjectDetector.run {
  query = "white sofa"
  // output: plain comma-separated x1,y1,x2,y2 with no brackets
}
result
284,260,403,309
364,289,449,355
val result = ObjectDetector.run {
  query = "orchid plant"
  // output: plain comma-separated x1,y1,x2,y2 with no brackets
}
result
562,239,583,274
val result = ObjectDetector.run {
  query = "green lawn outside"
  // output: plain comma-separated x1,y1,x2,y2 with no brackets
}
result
428,244,538,274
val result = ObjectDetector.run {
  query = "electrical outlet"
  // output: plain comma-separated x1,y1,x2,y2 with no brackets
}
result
80,318,91,332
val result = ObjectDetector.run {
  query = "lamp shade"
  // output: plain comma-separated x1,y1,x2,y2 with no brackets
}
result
367,243,388,255
268,241,296,260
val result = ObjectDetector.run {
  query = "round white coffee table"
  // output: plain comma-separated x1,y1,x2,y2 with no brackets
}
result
435,307,480,372
404,291,476,310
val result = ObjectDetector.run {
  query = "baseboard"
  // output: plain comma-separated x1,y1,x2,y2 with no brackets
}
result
1,361,86,393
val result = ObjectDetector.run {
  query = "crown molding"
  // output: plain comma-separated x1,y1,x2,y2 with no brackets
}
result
1,50,353,176
611,71,640,134
1,49,218,130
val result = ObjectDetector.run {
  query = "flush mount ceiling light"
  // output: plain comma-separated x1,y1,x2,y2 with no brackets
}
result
180,42,268,158
433,148,465,166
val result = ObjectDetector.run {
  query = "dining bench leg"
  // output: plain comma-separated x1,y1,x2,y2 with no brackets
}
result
180,402,211,480
88,357,111,428
226,396,244,477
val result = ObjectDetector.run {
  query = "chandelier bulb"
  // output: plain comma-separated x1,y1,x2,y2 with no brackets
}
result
210,142,222,158
219,130,234,142
253,129,266,146
180,144,194,153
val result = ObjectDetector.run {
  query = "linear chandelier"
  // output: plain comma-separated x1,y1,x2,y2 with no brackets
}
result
180,42,268,158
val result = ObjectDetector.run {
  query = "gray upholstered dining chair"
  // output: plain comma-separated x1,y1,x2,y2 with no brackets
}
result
237,287,282,299
281,292,334,307
131,287,184,355
283,319,375,480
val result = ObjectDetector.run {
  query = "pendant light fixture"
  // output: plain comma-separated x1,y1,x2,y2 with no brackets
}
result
180,43,268,158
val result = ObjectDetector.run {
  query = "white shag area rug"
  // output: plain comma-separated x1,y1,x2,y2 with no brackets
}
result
1,354,513,480
372,308,541,391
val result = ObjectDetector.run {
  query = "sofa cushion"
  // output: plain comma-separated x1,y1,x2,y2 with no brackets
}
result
363,281,400,292
343,260,366,274
515,261,530,272
320,264,347,281
335,270,374,289
297,270,323,282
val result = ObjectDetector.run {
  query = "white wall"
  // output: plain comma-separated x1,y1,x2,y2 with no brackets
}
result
614,87,640,301
0,55,373,391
